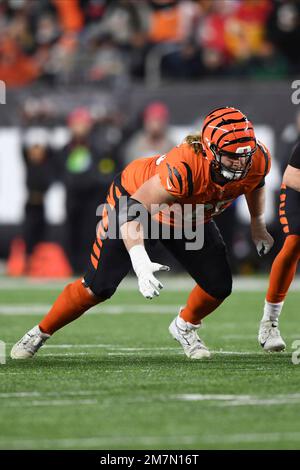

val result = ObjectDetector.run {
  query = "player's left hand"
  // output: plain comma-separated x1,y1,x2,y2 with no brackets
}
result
251,222,274,256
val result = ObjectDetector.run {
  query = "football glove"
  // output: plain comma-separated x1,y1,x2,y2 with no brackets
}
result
251,216,274,256
256,239,273,257
129,245,170,299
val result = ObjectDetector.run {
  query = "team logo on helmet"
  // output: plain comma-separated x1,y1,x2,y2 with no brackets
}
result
202,106,257,181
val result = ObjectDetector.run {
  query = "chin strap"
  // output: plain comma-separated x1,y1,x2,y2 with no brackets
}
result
211,152,251,182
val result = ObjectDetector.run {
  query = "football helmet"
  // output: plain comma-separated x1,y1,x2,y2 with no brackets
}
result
202,106,257,181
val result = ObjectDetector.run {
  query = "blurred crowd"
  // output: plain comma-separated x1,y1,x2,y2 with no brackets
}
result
6,99,179,275
1,0,300,88
2,0,300,277
5,97,300,277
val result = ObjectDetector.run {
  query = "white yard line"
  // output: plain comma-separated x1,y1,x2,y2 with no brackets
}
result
106,349,278,356
3,343,288,355
4,344,180,350
173,394,254,401
0,275,300,291
3,391,300,400
4,399,98,407
0,390,101,398
1,301,298,318
1,391,300,412
0,435,198,449
218,398,300,407
45,344,117,348
0,304,179,315
172,393,300,408
1,432,300,449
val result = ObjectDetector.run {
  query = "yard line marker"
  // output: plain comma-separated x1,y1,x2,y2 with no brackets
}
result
5,399,98,407
43,345,179,351
2,391,300,402
45,344,117,348
0,304,177,315
1,432,300,449
172,393,300,407
105,349,282,356
0,390,98,398
1,275,300,291
218,398,300,407
2,341,291,356
173,394,253,401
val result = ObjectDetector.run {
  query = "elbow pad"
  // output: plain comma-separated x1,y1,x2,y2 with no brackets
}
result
119,197,148,227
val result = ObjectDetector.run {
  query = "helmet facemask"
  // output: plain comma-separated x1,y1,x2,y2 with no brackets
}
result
210,143,256,182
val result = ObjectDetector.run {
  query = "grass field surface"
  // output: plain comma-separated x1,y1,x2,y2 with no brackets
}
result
0,277,300,450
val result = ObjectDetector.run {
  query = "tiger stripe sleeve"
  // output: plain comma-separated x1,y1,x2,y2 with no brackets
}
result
156,145,195,199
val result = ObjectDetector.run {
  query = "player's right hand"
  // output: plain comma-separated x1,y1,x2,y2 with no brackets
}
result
136,263,170,299
128,245,170,299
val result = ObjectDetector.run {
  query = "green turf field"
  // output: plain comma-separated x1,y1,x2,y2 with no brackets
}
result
0,278,300,450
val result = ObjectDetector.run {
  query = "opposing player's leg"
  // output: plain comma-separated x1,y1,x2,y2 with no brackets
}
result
11,179,132,359
162,221,232,359
259,185,300,351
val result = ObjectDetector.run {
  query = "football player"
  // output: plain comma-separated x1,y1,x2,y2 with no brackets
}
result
258,141,300,352
11,107,274,360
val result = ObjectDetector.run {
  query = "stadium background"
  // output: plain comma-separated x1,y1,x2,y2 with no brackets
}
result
0,0,300,277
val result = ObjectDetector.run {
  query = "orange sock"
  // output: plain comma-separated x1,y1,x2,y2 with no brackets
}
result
180,284,224,325
266,235,300,303
39,279,100,335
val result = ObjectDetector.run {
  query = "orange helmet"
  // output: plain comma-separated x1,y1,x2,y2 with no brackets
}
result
202,106,257,181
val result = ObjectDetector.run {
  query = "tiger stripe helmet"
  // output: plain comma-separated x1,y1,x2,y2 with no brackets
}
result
201,106,257,181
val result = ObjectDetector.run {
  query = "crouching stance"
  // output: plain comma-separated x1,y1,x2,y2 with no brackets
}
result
258,141,300,352
11,107,273,360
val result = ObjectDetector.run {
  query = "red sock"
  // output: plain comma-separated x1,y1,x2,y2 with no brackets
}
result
39,279,100,335
266,235,300,303
180,284,224,325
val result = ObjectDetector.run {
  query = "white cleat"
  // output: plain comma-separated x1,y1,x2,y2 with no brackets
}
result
169,316,211,359
258,320,286,352
10,325,50,359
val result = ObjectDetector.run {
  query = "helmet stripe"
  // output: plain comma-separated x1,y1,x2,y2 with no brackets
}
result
221,136,256,148
210,117,247,140
202,110,238,135
216,127,254,147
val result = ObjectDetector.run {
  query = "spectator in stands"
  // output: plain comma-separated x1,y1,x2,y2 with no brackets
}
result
82,1,147,81
52,0,84,34
0,0,299,85
0,24,40,87
124,101,176,164
266,0,300,75
6,126,57,278
147,0,196,44
81,0,108,25
22,128,55,258
59,107,120,273
87,32,128,83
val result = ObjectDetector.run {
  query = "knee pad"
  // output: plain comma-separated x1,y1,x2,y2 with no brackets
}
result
90,286,117,301
205,276,232,300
